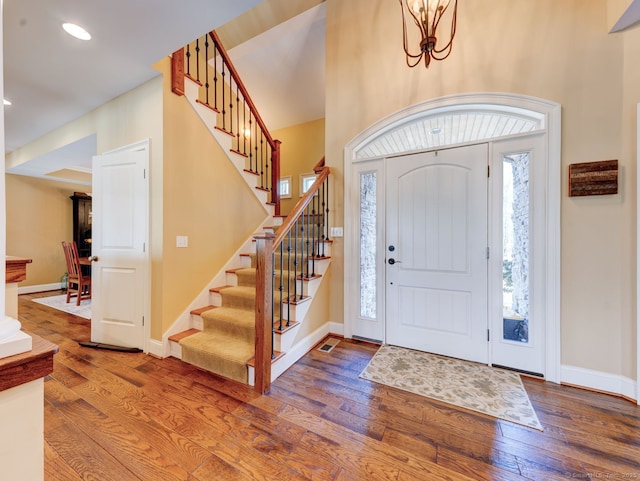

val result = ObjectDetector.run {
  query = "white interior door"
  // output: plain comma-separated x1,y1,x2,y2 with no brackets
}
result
91,143,149,349
386,144,489,364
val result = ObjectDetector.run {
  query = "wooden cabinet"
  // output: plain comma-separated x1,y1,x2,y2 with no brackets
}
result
70,193,92,258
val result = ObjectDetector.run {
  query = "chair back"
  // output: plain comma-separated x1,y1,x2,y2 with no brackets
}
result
61,241,83,279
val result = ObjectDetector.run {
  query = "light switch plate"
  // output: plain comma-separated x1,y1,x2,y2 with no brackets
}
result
176,235,189,248
330,227,343,237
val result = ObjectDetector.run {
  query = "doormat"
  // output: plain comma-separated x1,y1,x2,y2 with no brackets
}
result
32,294,91,320
359,344,543,430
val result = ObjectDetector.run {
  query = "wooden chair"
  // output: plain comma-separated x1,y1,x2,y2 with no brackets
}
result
61,241,91,306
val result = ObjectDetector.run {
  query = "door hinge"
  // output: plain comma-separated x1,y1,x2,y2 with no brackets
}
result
142,316,145,326
487,165,490,177
486,247,490,259
143,168,146,179
487,329,490,342
143,242,146,253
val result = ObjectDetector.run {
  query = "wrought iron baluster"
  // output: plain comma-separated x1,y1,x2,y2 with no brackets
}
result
213,42,219,111
185,44,191,77
271,251,276,360
286,231,292,327
278,240,284,332
195,38,201,83
242,96,247,156
260,133,265,188
319,180,326,257
229,75,234,136
221,62,226,131
294,218,300,302
303,207,311,298
235,83,240,151
204,35,210,105
248,114,254,172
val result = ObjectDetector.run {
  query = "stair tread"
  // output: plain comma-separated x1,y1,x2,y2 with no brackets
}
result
190,305,217,316
247,350,285,367
168,328,201,343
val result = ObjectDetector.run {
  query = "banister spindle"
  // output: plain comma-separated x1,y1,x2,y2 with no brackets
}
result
235,83,240,151
221,62,227,131
213,44,219,111
185,44,191,78
229,74,234,135
278,240,285,332
195,38,201,83
204,35,210,106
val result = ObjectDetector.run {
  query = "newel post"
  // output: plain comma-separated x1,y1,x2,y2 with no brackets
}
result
171,48,185,96
254,232,275,394
272,140,282,216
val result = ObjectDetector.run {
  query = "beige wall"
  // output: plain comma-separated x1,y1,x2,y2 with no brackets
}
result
157,57,268,339
5,175,85,287
326,0,638,379
273,118,325,215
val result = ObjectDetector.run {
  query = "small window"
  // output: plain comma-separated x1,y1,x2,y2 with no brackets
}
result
279,176,292,199
300,173,317,196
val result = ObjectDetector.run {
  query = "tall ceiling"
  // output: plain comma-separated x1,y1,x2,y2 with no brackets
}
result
3,0,326,185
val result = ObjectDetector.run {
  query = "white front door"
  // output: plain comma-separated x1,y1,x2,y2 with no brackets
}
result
386,144,489,364
91,143,149,349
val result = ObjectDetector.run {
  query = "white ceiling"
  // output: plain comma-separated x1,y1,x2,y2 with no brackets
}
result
2,0,327,185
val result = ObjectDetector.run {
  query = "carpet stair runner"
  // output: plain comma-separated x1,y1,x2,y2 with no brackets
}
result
177,235,328,384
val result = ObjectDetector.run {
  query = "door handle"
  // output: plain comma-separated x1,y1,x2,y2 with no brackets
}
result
88,256,99,262
388,258,401,265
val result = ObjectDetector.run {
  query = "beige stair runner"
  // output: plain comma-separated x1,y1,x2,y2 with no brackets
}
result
179,250,299,383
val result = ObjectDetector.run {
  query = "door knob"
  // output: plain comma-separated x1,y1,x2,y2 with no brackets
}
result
388,258,401,265
88,256,99,262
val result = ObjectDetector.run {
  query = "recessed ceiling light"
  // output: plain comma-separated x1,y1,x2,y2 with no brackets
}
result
430,127,442,135
62,22,91,41
3,99,11,106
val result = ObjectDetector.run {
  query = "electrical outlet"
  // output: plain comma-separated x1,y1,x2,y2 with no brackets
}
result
330,227,343,238
176,235,189,248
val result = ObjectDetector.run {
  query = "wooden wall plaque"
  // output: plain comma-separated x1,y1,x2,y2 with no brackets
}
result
568,160,618,197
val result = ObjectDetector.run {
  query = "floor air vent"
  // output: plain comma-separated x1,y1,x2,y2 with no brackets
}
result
317,337,340,353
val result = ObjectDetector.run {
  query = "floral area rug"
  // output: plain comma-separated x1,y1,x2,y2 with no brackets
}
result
32,294,91,320
360,344,543,430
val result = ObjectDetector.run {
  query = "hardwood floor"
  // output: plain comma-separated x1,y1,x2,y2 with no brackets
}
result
18,291,640,480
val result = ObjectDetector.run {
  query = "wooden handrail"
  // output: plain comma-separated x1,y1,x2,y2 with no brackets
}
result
209,31,276,151
273,166,330,250
313,156,325,174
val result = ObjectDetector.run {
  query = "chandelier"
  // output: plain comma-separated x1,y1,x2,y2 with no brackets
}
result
398,0,458,68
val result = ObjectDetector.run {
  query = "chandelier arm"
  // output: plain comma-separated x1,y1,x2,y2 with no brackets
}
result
400,0,429,63
431,5,457,56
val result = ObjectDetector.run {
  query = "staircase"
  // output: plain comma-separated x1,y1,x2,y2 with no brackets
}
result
166,30,331,392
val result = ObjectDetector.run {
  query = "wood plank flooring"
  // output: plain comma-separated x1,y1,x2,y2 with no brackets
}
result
18,291,640,480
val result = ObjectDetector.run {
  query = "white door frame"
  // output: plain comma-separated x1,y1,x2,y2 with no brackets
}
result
637,103,640,404
343,93,561,383
96,139,151,352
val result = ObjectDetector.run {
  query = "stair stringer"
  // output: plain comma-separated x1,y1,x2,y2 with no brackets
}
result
183,78,271,214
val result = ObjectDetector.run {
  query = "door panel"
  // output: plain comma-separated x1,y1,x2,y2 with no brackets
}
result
386,144,488,363
91,147,148,348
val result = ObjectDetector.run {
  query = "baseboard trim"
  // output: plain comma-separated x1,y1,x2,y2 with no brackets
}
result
18,283,62,295
561,364,637,403
146,339,166,358
328,322,344,336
